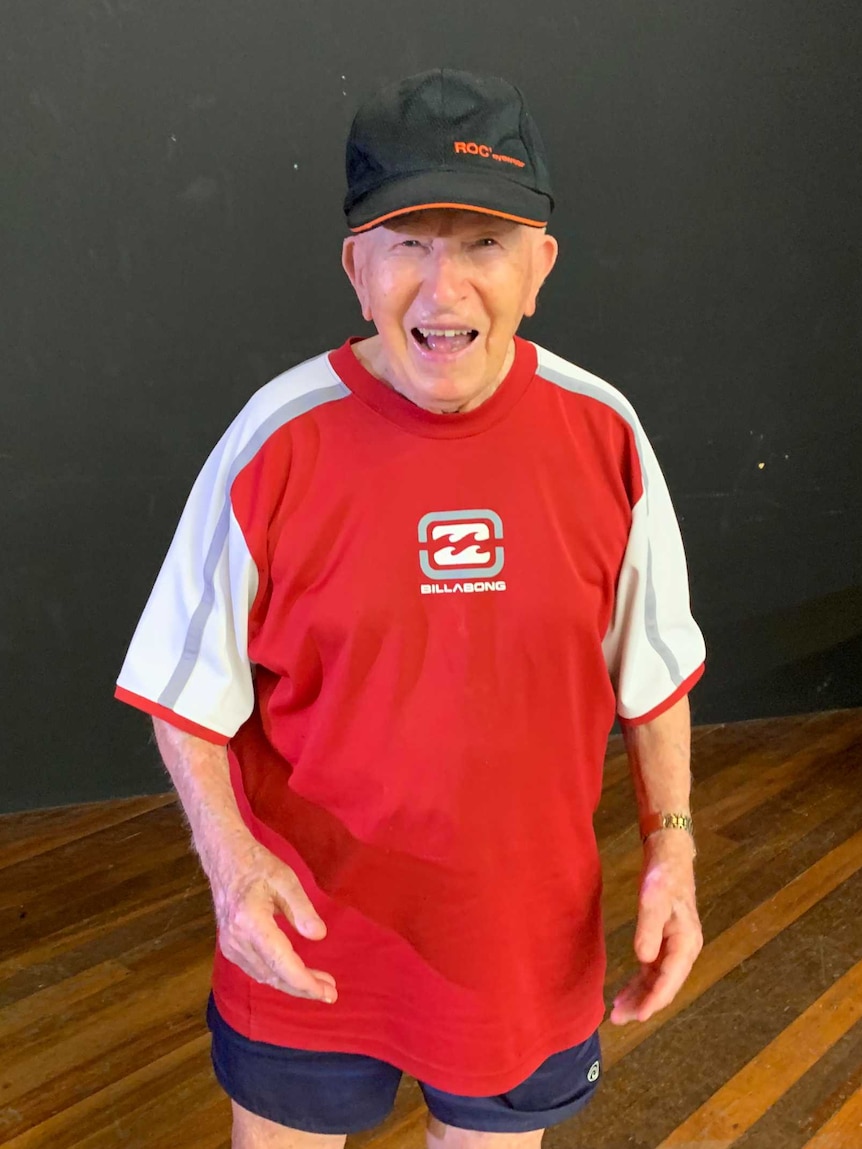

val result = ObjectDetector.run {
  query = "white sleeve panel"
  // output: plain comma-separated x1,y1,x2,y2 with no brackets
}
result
116,423,260,741
116,352,351,741
603,430,706,723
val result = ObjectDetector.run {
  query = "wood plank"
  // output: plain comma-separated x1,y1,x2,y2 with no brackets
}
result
656,960,862,1147
0,804,192,910
549,870,862,1149
596,709,859,848
596,711,861,888
0,919,214,1092
0,959,213,1140
0,794,175,870
687,799,862,955
798,1088,862,1149
718,730,862,844
690,724,860,839
725,1022,862,1149
601,827,862,1069
0,1035,220,1149
0,961,131,1040
602,762,862,982
801,1032,862,1142
0,886,213,1010
0,850,207,979
0,904,213,1122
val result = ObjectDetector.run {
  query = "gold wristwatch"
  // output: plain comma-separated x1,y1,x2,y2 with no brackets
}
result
640,811,695,846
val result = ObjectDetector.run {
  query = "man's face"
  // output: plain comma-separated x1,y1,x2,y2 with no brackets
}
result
342,209,558,413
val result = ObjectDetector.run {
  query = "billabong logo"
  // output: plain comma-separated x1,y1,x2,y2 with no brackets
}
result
587,1060,601,1083
418,510,504,581
420,581,506,595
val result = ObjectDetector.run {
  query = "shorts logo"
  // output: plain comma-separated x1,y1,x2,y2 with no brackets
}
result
587,1060,601,1084
418,510,504,580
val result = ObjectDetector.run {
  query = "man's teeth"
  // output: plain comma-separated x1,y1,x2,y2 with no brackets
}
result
417,328,475,337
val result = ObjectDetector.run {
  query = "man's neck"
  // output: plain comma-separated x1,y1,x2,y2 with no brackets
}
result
350,335,515,414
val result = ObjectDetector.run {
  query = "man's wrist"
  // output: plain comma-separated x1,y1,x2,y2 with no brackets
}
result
640,811,693,839
640,812,696,856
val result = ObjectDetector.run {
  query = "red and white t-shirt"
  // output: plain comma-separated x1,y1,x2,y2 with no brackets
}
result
116,336,705,1095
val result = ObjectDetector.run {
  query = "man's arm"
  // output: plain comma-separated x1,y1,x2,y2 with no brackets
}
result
609,694,703,1024
152,717,336,1003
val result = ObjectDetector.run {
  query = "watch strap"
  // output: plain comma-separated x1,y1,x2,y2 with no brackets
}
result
640,811,694,842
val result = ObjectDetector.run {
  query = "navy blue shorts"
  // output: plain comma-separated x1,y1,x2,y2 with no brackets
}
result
207,994,602,1135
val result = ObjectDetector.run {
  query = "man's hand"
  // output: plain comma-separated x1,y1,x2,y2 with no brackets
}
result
210,832,338,1004
610,831,702,1024
149,717,336,1004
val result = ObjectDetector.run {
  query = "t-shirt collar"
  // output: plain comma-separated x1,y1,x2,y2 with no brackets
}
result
328,336,537,439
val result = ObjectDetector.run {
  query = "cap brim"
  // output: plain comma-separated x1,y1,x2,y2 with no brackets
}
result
346,170,551,233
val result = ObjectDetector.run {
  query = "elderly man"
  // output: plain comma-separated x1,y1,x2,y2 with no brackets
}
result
116,69,705,1149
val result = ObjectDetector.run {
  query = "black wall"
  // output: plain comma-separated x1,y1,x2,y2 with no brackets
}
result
3,2,860,812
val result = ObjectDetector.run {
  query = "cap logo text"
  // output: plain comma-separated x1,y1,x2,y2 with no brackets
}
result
453,142,526,168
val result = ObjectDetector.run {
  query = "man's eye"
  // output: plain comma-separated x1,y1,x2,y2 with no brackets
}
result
474,237,498,248
400,239,424,248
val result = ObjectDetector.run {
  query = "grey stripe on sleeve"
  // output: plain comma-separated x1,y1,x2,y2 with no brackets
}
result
158,382,349,710
538,358,683,687
645,540,682,684
537,362,650,496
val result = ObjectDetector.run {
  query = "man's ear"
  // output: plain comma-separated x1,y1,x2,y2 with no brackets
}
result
523,232,559,319
342,236,373,322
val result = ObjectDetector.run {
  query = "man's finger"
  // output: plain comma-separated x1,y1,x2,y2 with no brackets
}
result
609,967,654,1025
252,915,333,992
610,990,641,1025
309,969,337,989
268,868,328,941
251,938,337,1002
218,938,289,992
250,914,337,1001
633,880,669,965
635,937,695,1020
635,975,679,1021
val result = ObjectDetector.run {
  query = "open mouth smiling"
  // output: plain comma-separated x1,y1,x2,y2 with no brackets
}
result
411,327,480,354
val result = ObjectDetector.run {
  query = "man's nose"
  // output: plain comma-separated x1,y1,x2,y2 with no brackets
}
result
422,250,467,307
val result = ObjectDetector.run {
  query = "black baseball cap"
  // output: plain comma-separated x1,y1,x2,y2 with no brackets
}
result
344,68,554,233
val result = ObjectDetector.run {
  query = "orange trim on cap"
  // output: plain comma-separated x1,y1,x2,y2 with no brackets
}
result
349,202,548,233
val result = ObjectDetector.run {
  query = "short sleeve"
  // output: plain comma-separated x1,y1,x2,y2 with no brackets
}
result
603,427,706,726
114,419,261,745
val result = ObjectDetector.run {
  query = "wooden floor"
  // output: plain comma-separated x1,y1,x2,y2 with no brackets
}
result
1,709,861,1148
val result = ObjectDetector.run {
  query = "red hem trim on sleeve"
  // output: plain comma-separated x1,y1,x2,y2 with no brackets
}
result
114,686,231,745
618,663,706,728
